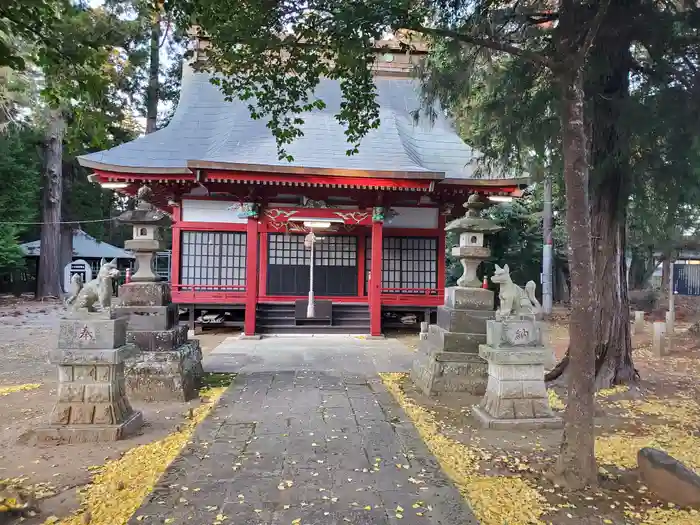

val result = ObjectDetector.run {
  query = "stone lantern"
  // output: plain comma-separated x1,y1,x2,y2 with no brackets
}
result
117,186,170,282
445,194,502,288
113,185,203,402
411,193,502,397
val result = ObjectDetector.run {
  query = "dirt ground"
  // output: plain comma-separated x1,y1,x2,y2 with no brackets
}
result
386,318,700,524
0,297,234,524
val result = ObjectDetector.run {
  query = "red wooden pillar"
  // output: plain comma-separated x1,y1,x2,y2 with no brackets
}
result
369,219,383,336
170,206,182,288
437,214,446,292
244,218,259,336
357,234,366,297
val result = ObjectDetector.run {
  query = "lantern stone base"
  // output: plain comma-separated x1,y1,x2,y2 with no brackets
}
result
115,282,203,402
410,287,494,396
30,316,143,445
412,348,488,395
124,341,203,402
34,411,143,444
472,319,562,430
117,282,172,307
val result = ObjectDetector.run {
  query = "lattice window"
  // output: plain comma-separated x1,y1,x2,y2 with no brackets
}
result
268,234,308,265
366,236,438,294
180,231,247,288
316,236,357,267
267,234,358,296
268,234,357,266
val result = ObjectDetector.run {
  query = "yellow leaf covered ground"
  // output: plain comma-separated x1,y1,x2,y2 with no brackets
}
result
0,383,41,396
56,386,229,525
380,373,546,525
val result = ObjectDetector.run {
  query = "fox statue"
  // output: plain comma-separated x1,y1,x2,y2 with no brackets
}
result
490,264,542,319
65,258,121,312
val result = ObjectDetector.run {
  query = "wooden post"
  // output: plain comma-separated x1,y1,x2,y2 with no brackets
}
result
633,310,645,335
370,220,383,336
652,321,667,357
244,218,259,336
668,261,675,324
437,214,446,292
170,205,181,288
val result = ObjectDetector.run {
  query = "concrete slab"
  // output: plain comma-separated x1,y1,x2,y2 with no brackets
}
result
204,335,416,375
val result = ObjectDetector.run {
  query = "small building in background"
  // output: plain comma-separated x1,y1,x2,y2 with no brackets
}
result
18,229,135,294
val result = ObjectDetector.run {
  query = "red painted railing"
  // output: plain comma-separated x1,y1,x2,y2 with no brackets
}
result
172,284,246,290
171,284,246,303
381,287,440,295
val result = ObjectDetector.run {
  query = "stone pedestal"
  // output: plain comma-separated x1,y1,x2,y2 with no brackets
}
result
411,287,495,396
35,314,143,444
114,283,203,402
472,318,562,430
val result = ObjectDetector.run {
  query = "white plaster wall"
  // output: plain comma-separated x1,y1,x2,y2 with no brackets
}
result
385,207,438,229
181,199,248,224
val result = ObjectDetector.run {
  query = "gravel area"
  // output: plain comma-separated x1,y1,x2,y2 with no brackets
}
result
0,299,62,386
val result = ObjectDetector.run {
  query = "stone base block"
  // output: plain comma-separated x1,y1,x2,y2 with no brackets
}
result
436,306,494,333
118,282,172,307
238,334,263,340
113,305,177,331
472,406,562,430
444,287,494,310
58,317,127,350
126,324,188,352
125,341,203,402
475,343,561,429
32,410,143,444
411,344,487,396
50,344,139,365
486,319,545,348
427,324,485,354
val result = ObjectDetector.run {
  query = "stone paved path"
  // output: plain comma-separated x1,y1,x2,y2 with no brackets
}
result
203,336,416,375
128,339,478,524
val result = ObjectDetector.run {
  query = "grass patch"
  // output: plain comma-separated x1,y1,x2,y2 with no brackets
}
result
200,373,236,389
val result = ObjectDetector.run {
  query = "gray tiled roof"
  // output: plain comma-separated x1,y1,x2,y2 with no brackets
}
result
20,230,134,259
79,63,510,181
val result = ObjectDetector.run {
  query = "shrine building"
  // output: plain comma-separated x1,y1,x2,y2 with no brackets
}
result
78,37,527,337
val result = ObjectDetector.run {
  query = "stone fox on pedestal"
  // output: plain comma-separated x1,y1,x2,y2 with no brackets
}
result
490,264,542,318
65,258,121,312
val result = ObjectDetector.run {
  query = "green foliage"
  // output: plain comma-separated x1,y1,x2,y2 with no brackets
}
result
0,0,61,69
0,125,41,269
445,189,568,296
420,47,559,182
0,0,177,268
104,0,185,130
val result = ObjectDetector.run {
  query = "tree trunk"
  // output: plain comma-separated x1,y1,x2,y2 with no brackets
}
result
587,12,637,388
37,109,65,299
661,253,672,292
546,3,638,388
629,250,655,289
551,68,597,490
145,3,161,134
